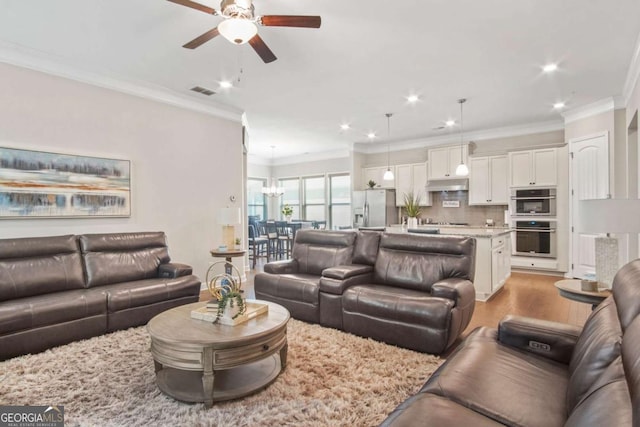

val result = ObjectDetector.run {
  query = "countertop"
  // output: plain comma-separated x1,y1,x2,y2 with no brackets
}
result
386,224,512,238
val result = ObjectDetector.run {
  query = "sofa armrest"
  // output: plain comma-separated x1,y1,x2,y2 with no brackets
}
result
158,262,193,278
264,259,299,274
319,271,374,295
430,278,475,308
498,315,582,364
322,264,373,280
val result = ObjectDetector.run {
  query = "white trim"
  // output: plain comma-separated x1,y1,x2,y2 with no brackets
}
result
353,120,564,154
248,149,350,165
562,98,615,124
623,31,640,106
0,41,243,122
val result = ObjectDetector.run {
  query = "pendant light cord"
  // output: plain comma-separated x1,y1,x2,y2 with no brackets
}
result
458,99,466,163
386,113,392,167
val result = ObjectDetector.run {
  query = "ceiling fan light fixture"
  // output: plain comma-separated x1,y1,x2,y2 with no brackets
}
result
218,18,257,45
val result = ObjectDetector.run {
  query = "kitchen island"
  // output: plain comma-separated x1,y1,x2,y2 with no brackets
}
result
387,225,512,301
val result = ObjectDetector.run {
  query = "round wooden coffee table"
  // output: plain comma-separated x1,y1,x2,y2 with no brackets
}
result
555,279,612,309
147,300,289,407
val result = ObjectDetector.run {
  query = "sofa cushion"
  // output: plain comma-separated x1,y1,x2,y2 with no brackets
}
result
255,273,320,306
80,232,170,287
566,297,622,412
352,231,381,265
622,316,640,424
98,276,201,312
612,259,640,330
380,393,505,427
0,289,106,335
373,234,475,292
343,284,453,326
291,230,356,275
0,235,85,302
421,327,569,427
565,357,631,427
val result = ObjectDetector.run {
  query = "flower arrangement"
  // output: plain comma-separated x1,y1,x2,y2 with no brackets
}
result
281,204,293,217
367,180,377,189
207,261,246,323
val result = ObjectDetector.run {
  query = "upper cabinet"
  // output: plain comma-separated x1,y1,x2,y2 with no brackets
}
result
469,155,508,205
362,166,395,189
427,145,469,180
508,148,557,187
395,163,432,207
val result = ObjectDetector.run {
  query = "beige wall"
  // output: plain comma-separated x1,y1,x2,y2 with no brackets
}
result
0,62,244,281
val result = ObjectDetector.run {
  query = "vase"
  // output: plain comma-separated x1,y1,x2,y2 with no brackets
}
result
407,217,418,229
286,215,292,223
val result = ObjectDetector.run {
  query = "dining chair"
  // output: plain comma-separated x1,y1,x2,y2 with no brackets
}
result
248,224,270,268
274,221,293,259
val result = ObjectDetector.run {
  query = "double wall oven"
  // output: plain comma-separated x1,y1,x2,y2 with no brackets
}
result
510,188,557,258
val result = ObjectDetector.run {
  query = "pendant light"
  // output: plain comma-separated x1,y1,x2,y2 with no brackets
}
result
383,113,394,181
262,146,285,197
455,98,469,177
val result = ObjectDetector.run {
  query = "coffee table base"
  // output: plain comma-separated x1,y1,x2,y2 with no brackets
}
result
155,354,282,406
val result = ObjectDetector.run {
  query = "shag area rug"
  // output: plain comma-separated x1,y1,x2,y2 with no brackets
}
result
0,319,442,426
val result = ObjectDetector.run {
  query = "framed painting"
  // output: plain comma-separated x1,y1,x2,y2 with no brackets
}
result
0,147,131,218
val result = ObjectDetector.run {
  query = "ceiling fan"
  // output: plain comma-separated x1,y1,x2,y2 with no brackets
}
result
168,0,321,64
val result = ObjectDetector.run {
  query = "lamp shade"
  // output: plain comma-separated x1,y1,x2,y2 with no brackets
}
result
216,207,241,225
218,18,258,45
383,168,394,181
578,199,640,233
455,162,469,177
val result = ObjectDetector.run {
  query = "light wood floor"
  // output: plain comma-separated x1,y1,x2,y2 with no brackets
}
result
201,262,591,342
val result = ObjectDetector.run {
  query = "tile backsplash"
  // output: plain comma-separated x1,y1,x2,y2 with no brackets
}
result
408,191,508,226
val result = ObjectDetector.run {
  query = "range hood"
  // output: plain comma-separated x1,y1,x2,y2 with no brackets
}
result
425,179,469,192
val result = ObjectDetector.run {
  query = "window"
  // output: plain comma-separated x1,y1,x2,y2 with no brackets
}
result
329,174,351,229
279,178,301,220
247,178,267,220
303,176,326,221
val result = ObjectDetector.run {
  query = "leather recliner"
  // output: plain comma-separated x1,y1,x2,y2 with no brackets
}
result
380,258,640,426
255,229,477,354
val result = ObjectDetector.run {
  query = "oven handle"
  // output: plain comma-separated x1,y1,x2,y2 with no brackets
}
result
510,196,556,200
514,228,556,233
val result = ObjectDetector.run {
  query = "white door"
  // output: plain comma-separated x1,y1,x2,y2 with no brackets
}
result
571,132,609,279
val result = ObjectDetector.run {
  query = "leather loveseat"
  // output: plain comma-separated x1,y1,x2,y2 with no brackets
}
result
255,229,476,354
380,258,640,427
0,232,201,361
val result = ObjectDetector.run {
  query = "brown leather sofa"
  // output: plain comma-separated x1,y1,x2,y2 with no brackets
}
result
0,232,201,361
255,229,476,354
380,258,640,427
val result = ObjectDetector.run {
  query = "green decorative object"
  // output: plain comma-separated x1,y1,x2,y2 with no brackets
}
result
206,261,246,323
281,204,293,217
367,180,377,189
403,192,422,218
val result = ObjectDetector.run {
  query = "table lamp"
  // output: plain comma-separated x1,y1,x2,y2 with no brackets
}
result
578,198,640,288
216,207,241,250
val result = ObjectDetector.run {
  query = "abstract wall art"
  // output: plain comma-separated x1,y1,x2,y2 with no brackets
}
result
0,147,131,218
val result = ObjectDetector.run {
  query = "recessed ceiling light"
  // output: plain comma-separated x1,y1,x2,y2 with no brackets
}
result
407,94,419,103
543,63,558,73
219,80,233,89
340,123,350,131
553,102,565,109
367,132,376,139
445,120,456,127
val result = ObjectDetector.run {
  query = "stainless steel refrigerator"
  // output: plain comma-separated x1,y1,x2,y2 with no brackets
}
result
352,189,398,228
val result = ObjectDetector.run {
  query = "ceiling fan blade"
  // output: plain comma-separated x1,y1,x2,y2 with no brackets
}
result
248,35,277,63
167,0,217,15
183,28,220,49
259,15,321,28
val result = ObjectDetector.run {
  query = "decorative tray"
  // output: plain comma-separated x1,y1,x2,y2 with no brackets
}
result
191,301,269,326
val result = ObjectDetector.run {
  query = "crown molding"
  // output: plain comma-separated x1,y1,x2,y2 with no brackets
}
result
248,149,350,166
352,119,564,154
562,97,616,124
623,31,640,106
0,41,243,122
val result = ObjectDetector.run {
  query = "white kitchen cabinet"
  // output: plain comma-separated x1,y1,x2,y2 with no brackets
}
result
395,163,432,207
508,148,557,187
427,145,468,180
362,166,395,189
469,155,508,205
472,233,512,301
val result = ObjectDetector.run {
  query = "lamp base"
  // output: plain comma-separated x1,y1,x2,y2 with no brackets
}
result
222,225,236,250
595,236,618,289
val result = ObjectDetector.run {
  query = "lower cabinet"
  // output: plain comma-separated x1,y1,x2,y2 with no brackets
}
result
474,234,512,301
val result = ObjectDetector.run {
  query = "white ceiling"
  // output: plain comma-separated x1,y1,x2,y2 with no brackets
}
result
0,0,639,162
